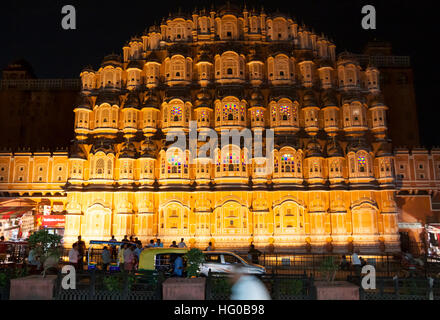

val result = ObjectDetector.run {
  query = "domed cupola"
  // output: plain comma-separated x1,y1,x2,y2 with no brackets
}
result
122,91,140,139
119,141,137,159
341,92,368,136
346,138,375,184
74,94,93,141
248,48,265,86
91,139,115,155
194,88,213,130
138,137,157,186
304,138,325,186
326,138,345,186
118,141,137,183
302,90,320,136
218,1,241,17
162,87,192,133
69,141,87,160
375,142,394,187
126,60,144,90
76,94,92,110
140,89,160,137
305,138,323,158
123,91,140,109
321,90,339,136
101,54,122,68
326,139,344,158
249,88,266,130
317,60,335,89
368,93,388,139
195,47,213,86
140,137,157,159
95,91,120,107
68,142,87,183
145,51,161,88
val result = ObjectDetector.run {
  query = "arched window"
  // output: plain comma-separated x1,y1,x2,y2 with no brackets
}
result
171,105,182,122
223,103,239,121
167,150,183,175
280,105,290,121
281,154,295,173
96,159,104,176
107,159,112,175
358,155,366,172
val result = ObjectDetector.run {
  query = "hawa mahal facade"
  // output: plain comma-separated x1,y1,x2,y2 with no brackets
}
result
0,4,414,252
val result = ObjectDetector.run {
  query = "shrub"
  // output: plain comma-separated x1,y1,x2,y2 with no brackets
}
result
184,248,204,278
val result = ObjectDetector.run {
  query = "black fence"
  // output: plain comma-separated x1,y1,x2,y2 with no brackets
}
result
347,275,440,300
206,272,315,300
54,269,163,300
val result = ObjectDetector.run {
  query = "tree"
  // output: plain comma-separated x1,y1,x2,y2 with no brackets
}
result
28,229,62,277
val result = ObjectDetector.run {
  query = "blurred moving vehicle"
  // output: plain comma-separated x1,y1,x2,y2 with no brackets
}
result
138,248,266,276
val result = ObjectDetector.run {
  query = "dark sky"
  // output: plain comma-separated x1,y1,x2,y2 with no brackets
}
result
1,0,439,147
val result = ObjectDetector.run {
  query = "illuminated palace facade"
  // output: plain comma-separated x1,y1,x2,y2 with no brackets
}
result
0,4,404,252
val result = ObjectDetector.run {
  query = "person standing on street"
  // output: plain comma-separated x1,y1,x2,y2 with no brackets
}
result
102,246,111,271
352,251,362,276
248,244,262,264
74,236,86,272
178,238,187,248
68,243,79,271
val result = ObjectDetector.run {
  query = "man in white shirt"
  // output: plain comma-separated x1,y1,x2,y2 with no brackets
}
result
69,243,79,270
352,251,361,276
178,238,187,248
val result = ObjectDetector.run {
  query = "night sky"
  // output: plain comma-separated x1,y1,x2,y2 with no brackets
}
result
1,0,439,147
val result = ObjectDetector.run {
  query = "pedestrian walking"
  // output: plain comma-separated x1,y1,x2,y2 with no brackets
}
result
102,246,111,271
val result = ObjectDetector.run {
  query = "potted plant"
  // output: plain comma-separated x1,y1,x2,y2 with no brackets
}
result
314,256,360,300
162,248,206,300
9,229,62,300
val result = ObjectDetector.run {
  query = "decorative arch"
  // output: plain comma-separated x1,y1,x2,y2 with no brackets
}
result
83,203,112,238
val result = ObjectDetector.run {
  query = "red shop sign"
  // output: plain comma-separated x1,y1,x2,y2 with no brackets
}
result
36,215,65,228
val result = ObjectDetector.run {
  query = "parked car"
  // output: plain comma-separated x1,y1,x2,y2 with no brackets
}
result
137,248,266,276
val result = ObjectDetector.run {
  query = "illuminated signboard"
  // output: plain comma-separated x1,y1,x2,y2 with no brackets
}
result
36,215,65,228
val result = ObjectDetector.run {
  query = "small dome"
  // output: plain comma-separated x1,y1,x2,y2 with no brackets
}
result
321,90,338,107
142,90,160,109
119,142,137,159
305,139,323,158
249,88,264,107
341,92,364,105
302,90,317,107
123,91,140,109
95,92,120,106
76,94,92,110
218,1,241,16
326,139,344,157
376,142,393,157
90,140,115,155
148,25,160,33
126,60,144,70
101,54,122,68
140,138,157,158
368,93,386,107
346,139,371,153
196,88,212,101
69,142,87,160
146,51,161,63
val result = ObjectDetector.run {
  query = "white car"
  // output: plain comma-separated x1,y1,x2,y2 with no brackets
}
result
200,251,266,276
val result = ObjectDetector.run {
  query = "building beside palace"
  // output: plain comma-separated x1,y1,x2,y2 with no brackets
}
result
0,3,438,253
